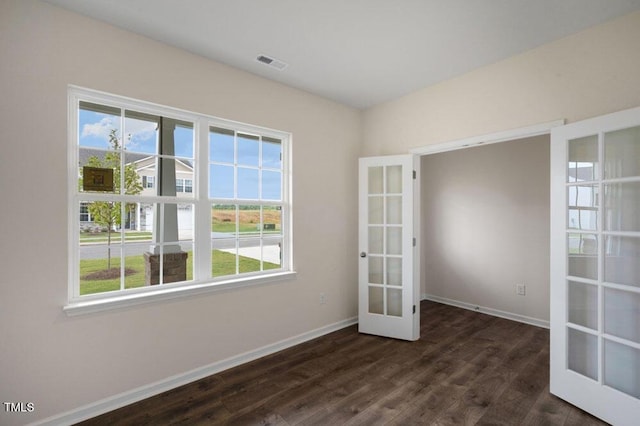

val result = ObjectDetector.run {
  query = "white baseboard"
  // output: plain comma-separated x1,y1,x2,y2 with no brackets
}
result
32,317,358,426
422,293,549,329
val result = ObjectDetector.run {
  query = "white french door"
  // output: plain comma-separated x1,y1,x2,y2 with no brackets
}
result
358,155,419,341
550,106,640,425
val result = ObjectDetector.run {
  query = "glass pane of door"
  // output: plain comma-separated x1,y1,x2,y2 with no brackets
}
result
367,164,404,316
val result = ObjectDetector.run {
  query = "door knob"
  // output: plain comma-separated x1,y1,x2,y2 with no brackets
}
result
360,252,367,258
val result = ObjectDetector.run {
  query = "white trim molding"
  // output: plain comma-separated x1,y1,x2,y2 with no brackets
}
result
422,293,549,329
409,119,565,156
31,316,357,426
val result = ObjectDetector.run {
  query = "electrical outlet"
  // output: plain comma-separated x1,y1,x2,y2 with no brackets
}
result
516,284,526,296
320,293,327,304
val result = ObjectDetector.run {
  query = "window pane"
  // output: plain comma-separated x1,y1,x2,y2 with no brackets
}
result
263,241,282,270
174,123,194,158
387,258,402,287
212,246,237,278
237,133,259,167
78,102,121,150
604,126,640,179
138,203,154,232
568,328,598,380
238,168,259,199
80,244,122,296
369,166,383,194
605,182,640,232
604,340,640,399
124,110,159,155
369,256,383,284
604,288,640,344
568,135,598,182
209,164,234,198
568,185,598,231
386,165,402,193
605,236,640,287
568,234,598,280
239,205,260,236
177,204,194,242
387,288,402,317
568,281,598,330
369,286,383,314
263,137,282,169
209,127,234,163
212,204,236,238
387,196,402,225
369,196,383,224
262,207,282,236
79,148,118,194
123,242,148,290
262,170,281,200
386,227,402,255
238,239,261,274
369,227,383,254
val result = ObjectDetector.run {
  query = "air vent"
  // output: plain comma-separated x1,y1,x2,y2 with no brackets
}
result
256,54,288,71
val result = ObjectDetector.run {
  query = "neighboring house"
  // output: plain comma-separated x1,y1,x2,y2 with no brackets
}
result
79,151,194,234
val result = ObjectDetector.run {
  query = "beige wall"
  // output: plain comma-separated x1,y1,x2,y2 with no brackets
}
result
421,136,550,322
362,10,640,156
0,1,361,424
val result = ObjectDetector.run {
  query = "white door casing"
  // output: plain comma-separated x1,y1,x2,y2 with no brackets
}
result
550,106,640,426
358,154,420,341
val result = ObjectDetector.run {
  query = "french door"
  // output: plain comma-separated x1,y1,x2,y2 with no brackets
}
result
550,106,640,425
358,155,419,341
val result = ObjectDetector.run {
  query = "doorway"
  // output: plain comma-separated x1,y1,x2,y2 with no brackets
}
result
420,134,551,326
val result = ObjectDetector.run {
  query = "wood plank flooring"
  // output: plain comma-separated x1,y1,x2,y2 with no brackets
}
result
77,301,608,425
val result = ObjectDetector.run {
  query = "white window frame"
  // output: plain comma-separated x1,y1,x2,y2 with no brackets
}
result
65,86,294,315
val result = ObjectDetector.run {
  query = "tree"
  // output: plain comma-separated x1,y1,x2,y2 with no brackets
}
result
82,129,142,270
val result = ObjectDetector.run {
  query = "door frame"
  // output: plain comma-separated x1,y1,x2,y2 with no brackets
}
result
409,120,564,156
409,119,563,308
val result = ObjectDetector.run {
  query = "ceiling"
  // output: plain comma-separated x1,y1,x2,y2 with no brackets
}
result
44,0,640,109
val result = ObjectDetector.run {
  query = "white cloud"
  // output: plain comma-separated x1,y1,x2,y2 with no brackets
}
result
124,117,157,148
81,116,119,140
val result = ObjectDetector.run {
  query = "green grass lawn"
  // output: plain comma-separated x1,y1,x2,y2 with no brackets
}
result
80,250,279,295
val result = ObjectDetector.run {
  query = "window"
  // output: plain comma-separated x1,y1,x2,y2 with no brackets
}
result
142,175,154,189
68,87,292,308
175,178,193,193
209,128,284,278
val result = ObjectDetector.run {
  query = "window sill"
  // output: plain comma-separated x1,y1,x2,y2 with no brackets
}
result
64,271,297,316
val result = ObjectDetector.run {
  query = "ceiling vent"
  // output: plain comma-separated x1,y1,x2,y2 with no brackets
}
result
256,54,288,70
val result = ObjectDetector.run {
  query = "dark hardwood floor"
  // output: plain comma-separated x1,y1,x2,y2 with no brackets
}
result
77,301,608,425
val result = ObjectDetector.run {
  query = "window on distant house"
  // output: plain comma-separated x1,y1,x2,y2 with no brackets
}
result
142,175,154,189
68,87,292,308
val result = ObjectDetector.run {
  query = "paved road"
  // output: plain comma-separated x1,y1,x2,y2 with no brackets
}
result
80,234,279,264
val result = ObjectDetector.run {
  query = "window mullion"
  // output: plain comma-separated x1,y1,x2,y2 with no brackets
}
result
194,118,210,281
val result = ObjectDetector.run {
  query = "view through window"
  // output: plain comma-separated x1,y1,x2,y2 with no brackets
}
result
71,89,291,301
